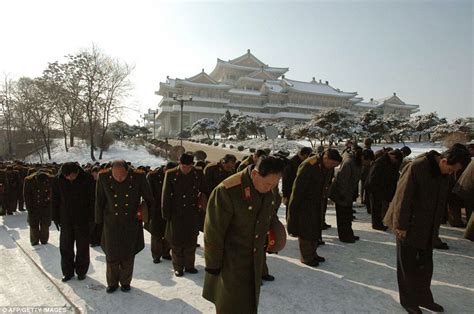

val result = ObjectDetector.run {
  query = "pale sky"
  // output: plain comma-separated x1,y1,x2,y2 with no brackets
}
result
1,0,472,125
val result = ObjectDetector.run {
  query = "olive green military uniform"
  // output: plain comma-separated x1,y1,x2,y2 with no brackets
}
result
162,166,203,272
23,171,53,245
236,155,254,172
95,168,155,288
203,168,279,314
287,155,332,263
146,166,171,261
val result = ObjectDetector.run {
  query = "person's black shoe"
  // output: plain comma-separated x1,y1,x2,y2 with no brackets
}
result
352,215,356,220
315,255,326,263
373,225,389,231
262,274,275,281
402,305,422,314
7,212,13,215
340,238,356,243
353,236,360,241
61,275,74,282
196,243,201,247
174,270,184,277
185,268,198,274
434,242,449,250
322,223,331,230
90,243,99,247
40,241,48,245
121,284,131,292
302,259,319,267
106,285,118,293
77,274,86,280
317,238,325,245
162,255,172,260
419,302,444,312
153,258,161,264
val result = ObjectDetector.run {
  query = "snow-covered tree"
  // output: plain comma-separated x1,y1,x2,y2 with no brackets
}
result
359,109,387,143
191,118,218,139
229,114,262,140
313,109,355,146
383,114,411,143
411,112,447,142
217,110,232,138
431,118,473,142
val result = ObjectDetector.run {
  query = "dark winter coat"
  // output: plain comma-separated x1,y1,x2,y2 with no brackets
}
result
23,171,54,226
95,168,155,261
202,167,280,314
161,166,203,247
287,155,332,240
384,151,449,249
202,162,234,197
52,167,95,226
329,155,362,206
366,154,400,202
146,166,167,237
282,154,304,198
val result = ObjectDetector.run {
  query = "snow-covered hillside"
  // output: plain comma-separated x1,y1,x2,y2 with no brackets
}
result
24,139,166,168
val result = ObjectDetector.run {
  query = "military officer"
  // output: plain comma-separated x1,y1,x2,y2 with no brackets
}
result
202,156,285,314
52,162,95,282
162,153,203,277
96,160,155,293
23,169,53,245
0,165,8,216
236,149,267,172
202,154,237,197
287,149,342,266
384,147,470,314
4,165,20,214
146,161,177,263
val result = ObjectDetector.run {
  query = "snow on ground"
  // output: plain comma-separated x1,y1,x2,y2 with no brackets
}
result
2,206,473,313
24,139,166,168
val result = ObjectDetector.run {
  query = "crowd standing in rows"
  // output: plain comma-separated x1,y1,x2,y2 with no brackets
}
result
0,141,473,314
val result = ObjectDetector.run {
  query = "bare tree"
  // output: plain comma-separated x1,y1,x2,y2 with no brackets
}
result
0,75,15,157
97,59,133,159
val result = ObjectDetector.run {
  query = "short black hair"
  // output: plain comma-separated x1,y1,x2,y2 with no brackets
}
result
255,149,268,158
299,147,313,156
222,154,237,163
324,149,342,163
61,162,80,176
255,155,286,177
400,146,412,157
111,160,129,170
166,161,178,169
362,149,375,161
441,146,471,168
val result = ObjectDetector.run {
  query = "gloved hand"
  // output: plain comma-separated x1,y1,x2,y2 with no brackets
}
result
205,268,221,276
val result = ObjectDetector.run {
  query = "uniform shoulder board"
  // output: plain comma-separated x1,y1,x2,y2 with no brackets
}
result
99,168,111,174
222,172,243,189
25,173,35,181
134,168,145,174
308,155,319,165
166,166,179,174
148,169,159,175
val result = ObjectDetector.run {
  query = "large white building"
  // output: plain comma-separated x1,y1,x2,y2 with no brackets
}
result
155,50,419,136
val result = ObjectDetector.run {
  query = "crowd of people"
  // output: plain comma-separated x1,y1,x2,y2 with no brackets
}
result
0,140,473,314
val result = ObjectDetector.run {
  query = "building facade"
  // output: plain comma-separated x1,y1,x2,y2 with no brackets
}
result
155,50,419,136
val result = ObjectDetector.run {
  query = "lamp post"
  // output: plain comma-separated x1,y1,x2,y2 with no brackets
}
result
147,109,158,139
172,94,193,146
